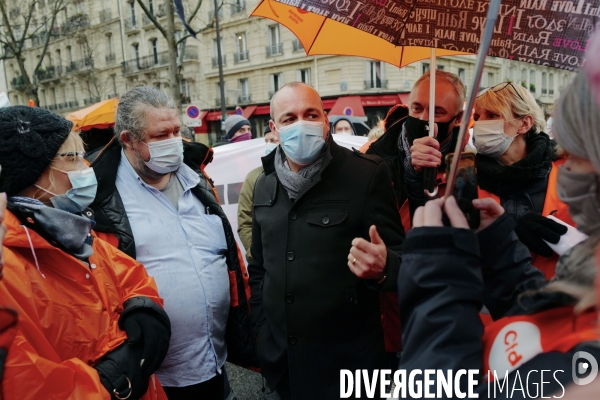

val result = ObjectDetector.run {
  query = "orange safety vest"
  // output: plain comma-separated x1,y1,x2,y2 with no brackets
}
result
482,306,599,377
478,159,574,280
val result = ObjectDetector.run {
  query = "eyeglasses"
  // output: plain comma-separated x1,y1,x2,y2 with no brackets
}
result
477,82,525,103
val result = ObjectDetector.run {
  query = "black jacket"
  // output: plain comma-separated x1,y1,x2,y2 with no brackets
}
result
398,214,599,399
249,137,405,399
89,138,257,367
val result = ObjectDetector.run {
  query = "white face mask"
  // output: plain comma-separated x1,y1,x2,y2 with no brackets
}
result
142,137,184,174
473,119,518,159
265,142,278,156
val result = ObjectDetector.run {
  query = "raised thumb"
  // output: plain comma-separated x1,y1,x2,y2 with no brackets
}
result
369,225,383,245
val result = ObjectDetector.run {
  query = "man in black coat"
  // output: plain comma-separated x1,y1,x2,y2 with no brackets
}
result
248,82,404,400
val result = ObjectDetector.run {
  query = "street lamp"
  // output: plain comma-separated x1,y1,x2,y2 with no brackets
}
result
213,0,227,137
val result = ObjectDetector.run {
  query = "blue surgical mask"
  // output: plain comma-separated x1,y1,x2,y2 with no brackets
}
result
143,137,184,174
276,121,325,165
35,167,98,213
265,142,278,156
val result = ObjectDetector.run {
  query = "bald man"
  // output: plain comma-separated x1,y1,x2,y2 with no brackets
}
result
248,82,404,399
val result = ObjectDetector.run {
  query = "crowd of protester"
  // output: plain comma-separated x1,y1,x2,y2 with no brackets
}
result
2,30,600,400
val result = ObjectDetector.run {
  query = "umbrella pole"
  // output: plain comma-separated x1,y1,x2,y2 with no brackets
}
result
423,48,438,197
444,0,502,200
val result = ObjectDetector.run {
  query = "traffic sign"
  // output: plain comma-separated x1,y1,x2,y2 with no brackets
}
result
186,105,200,118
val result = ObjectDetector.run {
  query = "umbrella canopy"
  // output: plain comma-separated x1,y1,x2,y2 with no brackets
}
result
329,115,370,136
252,0,594,71
251,0,469,68
66,98,119,131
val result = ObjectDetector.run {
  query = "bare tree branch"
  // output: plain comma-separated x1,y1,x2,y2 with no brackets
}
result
136,0,168,40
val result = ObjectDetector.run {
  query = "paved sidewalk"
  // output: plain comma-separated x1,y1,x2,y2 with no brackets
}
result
226,362,264,400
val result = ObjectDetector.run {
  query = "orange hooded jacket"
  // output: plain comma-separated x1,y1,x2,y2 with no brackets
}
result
0,211,167,400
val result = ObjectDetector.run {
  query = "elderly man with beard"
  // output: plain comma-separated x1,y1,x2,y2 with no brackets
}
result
90,87,254,400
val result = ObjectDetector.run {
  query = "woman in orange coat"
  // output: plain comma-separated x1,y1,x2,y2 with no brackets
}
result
472,82,572,279
0,106,171,400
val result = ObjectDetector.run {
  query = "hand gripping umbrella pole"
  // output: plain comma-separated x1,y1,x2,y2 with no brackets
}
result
443,0,502,200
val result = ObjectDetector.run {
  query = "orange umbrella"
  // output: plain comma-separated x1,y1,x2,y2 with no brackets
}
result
250,0,470,68
66,98,119,131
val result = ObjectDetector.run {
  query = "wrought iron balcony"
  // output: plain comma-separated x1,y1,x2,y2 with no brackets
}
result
208,8,223,21
66,57,93,73
100,9,112,23
84,96,101,106
121,51,170,75
364,80,388,89
231,1,246,15
238,94,252,103
61,14,89,34
181,95,191,104
105,53,116,64
183,45,198,61
36,65,63,82
266,43,283,57
292,39,303,52
215,97,228,106
234,51,249,63
124,16,139,31
212,55,226,68
10,76,26,90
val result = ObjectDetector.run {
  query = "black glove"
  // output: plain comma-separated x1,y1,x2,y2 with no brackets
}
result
118,297,171,377
514,213,568,257
94,342,148,400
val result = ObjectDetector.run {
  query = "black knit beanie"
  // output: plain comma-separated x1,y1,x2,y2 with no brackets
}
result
0,106,73,196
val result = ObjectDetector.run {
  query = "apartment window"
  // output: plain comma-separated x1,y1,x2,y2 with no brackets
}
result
367,61,384,89
458,68,465,83
41,89,46,106
51,88,57,105
67,46,73,64
296,68,311,85
181,79,190,97
130,1,136,25
541,72,547,94
235,33,248,63
270,73,282,97
213,39,225,66
268,25,280,46
132,43,140,63
438,65,445,71
71,83,77,101
508,66,515,82
111,75,117,95
239,78,250,102
55,49,61,66
107,34,114,54
232,0,245,14
529,70,536,92
149,0,154,15
521,69,527,86
549,73,555,95
76,1,84,14
422,62,430,75
487,72,493,87
150,38,158,64
266,25,282,56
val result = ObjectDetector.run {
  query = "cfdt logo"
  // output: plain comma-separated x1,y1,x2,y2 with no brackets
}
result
572,351,598,386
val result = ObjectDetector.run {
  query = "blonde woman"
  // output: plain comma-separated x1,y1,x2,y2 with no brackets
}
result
0,106,170,400
474,82,571,279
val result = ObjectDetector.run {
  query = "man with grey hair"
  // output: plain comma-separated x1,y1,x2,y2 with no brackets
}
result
90,86,255,400
365,69,466,223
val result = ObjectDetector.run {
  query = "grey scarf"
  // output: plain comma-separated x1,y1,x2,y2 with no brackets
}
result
8,197,94,260
274,146,325,201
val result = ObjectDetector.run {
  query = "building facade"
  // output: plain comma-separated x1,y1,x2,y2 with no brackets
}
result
3,0,575,146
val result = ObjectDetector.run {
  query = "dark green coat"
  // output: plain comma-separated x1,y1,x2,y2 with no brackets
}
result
249,137,404,399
